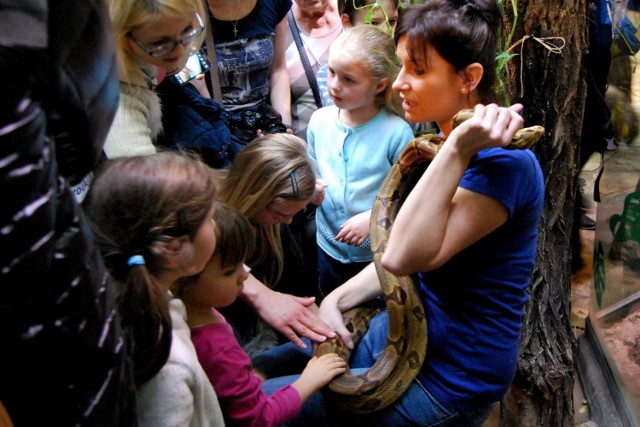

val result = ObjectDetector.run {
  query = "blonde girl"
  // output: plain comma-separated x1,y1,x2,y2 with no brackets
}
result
215,133,335,351
177,203,346,427
308,25,414,298
85,152,224,426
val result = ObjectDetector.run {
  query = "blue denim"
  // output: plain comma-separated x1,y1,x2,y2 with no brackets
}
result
260,311,496,426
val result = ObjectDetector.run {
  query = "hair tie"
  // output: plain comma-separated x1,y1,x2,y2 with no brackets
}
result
127,255,146,267
289,170,300,198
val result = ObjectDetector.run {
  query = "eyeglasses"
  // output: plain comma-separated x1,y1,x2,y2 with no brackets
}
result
129,13,205,58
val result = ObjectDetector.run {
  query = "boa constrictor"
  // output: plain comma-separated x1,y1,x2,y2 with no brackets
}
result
314,109,545,413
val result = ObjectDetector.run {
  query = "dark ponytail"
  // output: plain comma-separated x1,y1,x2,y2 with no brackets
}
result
85,152,218,386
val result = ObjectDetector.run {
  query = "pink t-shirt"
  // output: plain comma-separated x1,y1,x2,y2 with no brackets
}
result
191,309,301,427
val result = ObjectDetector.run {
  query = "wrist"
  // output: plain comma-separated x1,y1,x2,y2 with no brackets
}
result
239,274,263,305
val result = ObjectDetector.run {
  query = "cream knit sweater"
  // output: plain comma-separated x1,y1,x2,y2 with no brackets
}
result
103,82,162,158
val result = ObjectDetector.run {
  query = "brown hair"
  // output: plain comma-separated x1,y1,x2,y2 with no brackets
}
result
85,151,217,385
394,0,501,104
212,202,255,269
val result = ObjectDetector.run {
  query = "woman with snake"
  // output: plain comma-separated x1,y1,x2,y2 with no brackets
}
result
259,0,545,425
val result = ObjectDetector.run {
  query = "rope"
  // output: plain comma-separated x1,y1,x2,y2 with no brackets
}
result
507,35,566,97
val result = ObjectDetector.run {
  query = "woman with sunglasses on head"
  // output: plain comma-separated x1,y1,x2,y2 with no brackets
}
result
104,0,211,159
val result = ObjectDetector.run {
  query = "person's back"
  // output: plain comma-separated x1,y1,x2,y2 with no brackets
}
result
0,0,136,424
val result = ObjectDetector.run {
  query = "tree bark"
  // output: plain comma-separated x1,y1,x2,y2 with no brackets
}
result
499,1,587,426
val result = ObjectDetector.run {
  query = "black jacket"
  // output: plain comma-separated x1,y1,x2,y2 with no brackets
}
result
0,0,136,425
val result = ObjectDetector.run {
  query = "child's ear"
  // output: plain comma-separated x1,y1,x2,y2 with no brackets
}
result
462,63,484,93
375,77,389,95
150,236,187,269
340,14,352,28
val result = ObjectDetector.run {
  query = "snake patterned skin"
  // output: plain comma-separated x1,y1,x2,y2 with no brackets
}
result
314,109,545,413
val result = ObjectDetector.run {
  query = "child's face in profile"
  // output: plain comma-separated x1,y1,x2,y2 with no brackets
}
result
183,252,249,309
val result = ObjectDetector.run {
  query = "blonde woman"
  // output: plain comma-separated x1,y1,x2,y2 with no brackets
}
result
104,0,207,158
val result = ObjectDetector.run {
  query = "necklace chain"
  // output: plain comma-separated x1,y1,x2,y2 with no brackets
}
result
231,19,239,37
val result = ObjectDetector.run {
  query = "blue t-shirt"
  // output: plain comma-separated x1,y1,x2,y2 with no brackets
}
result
211,0,291,111
307,105,414,263
416,147,544,410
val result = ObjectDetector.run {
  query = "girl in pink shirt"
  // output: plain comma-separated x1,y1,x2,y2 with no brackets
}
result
175,202,345,427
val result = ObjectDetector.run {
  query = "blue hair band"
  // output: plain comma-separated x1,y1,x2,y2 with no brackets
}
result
289,170,300,198
127,255,146,267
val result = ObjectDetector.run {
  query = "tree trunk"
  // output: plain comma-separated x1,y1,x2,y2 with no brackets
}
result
499,1,587,426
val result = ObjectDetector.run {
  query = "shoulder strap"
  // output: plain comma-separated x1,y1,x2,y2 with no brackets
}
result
201,0,223,103
287,10,322,108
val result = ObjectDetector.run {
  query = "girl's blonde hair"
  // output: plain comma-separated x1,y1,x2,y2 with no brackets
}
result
106,0,206,84
216,134,316,285
331,25,403,117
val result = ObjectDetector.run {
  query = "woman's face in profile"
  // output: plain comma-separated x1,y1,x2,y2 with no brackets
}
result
252,200,309,226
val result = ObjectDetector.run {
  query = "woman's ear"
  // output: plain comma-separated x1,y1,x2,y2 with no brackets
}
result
462,63,484,94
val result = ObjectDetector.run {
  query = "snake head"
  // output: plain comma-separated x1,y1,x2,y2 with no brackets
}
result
507,125,545,150
452,109,475,128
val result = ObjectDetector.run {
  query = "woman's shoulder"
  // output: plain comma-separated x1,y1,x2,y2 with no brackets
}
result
254,0,291,24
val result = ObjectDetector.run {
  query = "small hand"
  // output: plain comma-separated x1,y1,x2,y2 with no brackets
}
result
293,353,346,401
302,353,347,387
335,211,371,246
311,178,328,205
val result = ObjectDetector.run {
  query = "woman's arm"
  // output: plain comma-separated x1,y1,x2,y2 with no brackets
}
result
240,273,335,348
318,262,382,348
269,16,292,125
382,104,523,275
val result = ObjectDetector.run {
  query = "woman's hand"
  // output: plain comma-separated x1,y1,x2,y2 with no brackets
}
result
317,263,383,349
448,103,524,157
335,210,371,246
318,294,354,349
242,275,335,348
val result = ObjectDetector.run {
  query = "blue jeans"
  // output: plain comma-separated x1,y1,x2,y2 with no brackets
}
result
260,311,496,426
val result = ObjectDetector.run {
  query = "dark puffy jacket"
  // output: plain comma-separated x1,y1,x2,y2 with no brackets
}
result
156,79,244,169
0,0,136,425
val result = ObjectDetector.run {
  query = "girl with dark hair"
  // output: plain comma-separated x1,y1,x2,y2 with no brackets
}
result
85,152,224,426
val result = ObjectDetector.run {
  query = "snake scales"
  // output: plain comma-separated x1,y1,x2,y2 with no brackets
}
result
314,109,545,413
